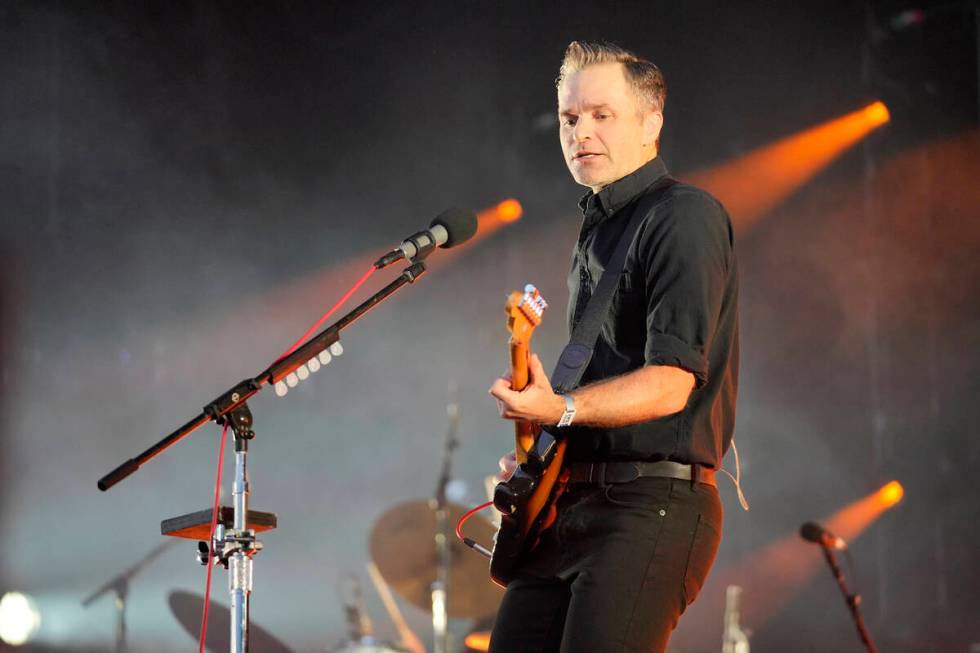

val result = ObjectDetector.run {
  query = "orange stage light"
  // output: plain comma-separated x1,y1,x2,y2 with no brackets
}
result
878,480,904,507
687,101,890,231
823,479,904,543
496,198,523,223
474,197,523,238
464,631,492,652
864,100,890,126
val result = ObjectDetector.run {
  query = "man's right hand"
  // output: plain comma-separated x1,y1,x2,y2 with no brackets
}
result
496,450,517,482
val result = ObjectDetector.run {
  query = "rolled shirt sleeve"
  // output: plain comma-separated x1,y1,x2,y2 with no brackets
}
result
638,188,734,387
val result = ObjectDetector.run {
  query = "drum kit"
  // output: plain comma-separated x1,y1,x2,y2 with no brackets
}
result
163,499,501,653
84,384,502,653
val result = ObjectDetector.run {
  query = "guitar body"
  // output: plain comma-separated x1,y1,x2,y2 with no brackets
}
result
489,435,567,587
489,285,568,588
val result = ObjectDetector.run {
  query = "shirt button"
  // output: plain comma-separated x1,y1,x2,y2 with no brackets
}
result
659,509,666,517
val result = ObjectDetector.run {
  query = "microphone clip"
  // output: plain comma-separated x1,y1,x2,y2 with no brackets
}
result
373,250,404,270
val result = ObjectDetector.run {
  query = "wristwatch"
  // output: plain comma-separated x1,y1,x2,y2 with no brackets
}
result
557,393,577,428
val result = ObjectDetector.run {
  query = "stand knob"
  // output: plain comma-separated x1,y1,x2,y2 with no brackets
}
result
197,541,210,566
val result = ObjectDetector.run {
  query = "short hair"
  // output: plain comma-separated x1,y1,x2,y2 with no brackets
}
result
556,41,667,114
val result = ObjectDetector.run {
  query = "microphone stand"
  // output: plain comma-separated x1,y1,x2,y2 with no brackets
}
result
81,539,177,653
430,394,459,653
96,259,429,653
819,545,879,653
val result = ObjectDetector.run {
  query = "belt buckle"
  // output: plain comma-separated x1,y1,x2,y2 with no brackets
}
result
627,462,641,483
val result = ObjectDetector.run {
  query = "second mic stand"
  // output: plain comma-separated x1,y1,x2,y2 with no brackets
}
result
819,546,879,653
81,539,177,653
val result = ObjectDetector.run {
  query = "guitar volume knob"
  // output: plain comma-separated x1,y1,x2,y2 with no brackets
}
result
493,484,518,516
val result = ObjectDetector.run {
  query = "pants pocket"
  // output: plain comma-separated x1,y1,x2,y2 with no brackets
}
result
602,476,672,510
682,513,721,605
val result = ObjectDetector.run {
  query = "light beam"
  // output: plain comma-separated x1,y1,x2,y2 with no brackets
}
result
687,101,890,231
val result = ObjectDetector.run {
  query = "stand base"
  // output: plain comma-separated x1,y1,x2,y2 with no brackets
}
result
161,507,277,540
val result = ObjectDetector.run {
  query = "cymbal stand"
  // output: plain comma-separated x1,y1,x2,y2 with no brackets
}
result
431,395,460,653
81,539,177,653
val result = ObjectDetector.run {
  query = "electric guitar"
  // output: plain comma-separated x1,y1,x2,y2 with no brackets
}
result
489,284,568,587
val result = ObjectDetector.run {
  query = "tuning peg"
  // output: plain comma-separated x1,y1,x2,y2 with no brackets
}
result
286,372,299,388
308,357,321,372
330,342,344,356
274,381,288,397
297,364,310,380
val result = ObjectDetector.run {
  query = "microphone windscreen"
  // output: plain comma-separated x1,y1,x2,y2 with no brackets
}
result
799,521,824,543
432,208,478,248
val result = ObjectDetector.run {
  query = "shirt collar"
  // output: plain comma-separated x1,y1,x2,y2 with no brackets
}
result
577,156,670,230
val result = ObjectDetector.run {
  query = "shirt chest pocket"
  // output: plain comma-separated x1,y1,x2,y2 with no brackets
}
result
613,270,643,306
609,271,647,348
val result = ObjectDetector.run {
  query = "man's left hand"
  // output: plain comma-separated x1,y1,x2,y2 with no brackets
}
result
489,353,565,425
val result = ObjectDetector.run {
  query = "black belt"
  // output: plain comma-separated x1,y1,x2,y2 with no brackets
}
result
566,460,716,487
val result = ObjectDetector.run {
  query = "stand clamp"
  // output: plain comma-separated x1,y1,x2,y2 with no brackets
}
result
197,523,263,569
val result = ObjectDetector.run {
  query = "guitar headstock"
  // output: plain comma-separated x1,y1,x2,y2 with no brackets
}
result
506,284,548,345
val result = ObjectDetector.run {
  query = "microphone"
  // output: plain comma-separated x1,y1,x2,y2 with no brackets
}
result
800,521,847,550
374,208,478,269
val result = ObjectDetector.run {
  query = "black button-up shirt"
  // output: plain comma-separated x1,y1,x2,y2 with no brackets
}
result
564,156,739,469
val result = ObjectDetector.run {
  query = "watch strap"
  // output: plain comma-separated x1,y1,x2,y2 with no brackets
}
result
556,393,576,428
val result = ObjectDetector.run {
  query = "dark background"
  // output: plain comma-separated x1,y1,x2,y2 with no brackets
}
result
1,1,978,652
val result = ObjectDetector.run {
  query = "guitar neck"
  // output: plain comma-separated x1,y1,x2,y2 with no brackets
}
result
510,338,537,463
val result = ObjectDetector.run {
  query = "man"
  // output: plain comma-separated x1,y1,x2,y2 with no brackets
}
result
488,41,739,653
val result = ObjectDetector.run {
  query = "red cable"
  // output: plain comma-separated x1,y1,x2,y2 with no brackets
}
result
199,423,229,653
275,265,378,362
456,501,494,542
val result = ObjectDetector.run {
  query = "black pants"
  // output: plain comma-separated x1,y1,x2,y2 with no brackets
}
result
488,476,722,653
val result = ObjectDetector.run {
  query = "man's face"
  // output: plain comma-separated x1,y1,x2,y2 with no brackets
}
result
558,62,663,192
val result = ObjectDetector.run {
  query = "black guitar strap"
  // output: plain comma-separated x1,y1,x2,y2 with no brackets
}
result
551,176,677,393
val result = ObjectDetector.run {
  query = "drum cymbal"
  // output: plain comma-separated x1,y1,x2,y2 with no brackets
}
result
168,590,294,653
369,500,503,619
